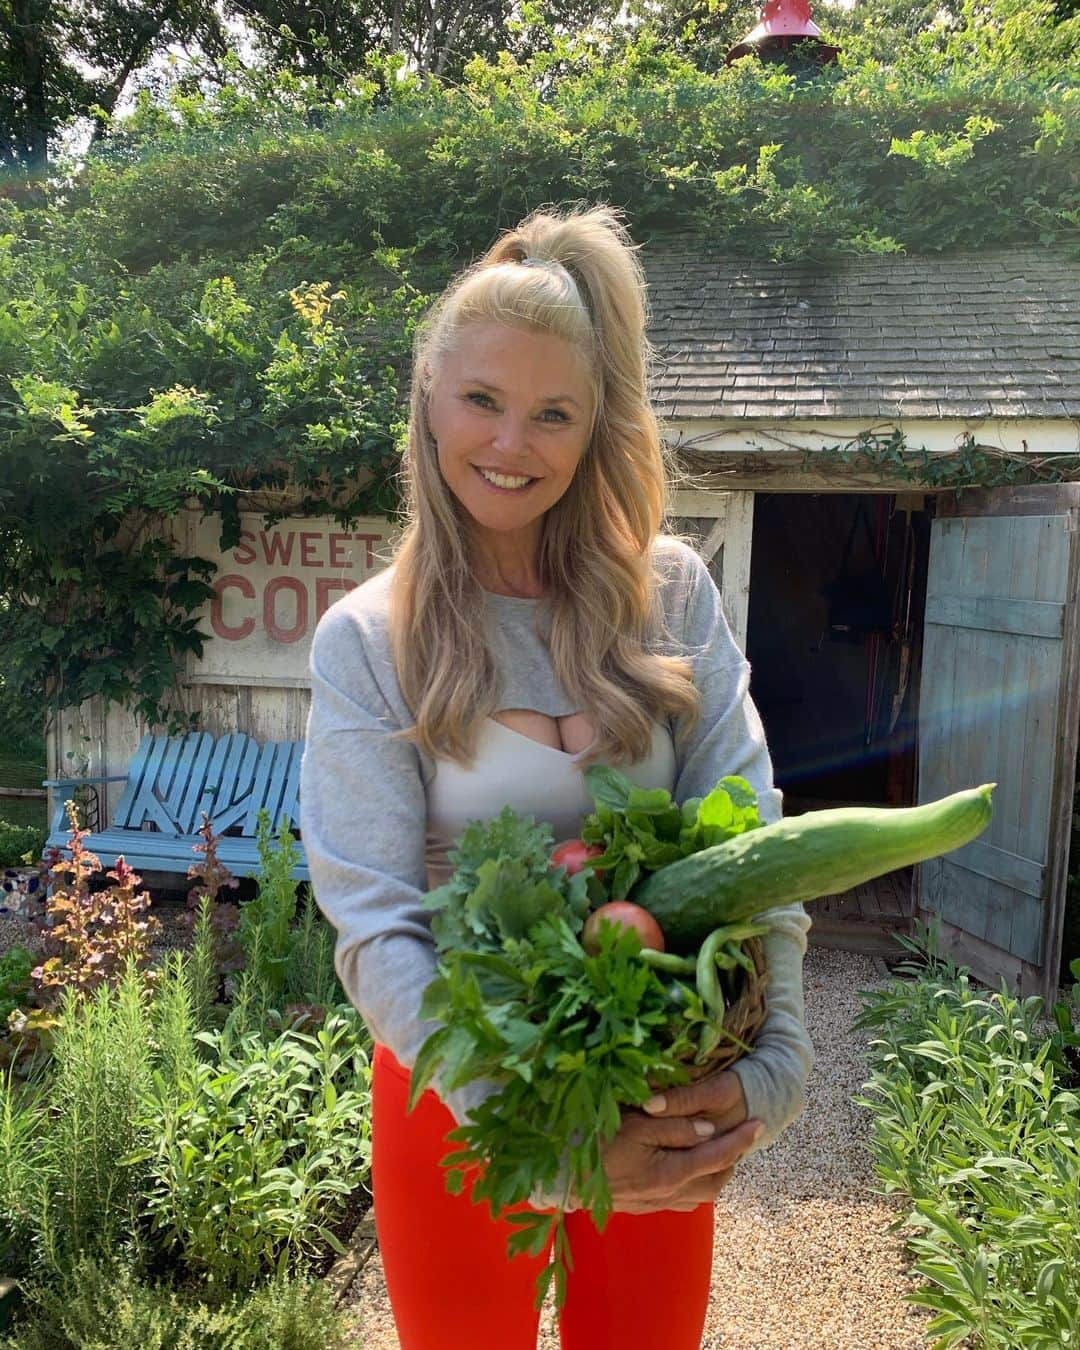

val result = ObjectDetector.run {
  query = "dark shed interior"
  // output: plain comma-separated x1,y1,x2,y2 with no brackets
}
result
745,492,932,814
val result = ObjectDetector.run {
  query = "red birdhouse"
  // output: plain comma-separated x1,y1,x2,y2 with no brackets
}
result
726,0,841,67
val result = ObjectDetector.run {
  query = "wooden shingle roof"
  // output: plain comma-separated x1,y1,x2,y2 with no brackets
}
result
643,243,1080,420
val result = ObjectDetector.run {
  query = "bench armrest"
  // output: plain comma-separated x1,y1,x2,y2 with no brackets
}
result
42,775,129,788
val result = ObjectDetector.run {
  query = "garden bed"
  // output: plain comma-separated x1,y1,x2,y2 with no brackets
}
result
0,811,373,1349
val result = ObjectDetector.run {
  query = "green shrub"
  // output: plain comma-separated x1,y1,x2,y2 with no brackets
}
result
284,887,343,1011
4,1255,347,1349
0,825,46,872
2,957,200,1283
132,1005,372,1290
856,938,1080,1347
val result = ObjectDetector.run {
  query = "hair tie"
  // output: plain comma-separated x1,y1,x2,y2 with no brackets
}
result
519,255,553,270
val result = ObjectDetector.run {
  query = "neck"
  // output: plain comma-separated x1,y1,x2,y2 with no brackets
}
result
470,522,546,598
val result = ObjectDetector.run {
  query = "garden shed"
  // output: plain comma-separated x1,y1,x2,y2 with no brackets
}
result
45,242,1080,1001
647,241,1080,1001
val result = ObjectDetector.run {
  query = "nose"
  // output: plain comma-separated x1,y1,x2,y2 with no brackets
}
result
490,413,531,459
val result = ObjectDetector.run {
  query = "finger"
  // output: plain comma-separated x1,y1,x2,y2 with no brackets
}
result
624,1112,720,1149
643,1069,748,1121
661,1118,763,1189
645,1167,736,1212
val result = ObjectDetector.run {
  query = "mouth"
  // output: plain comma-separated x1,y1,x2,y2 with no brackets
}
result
473,465,538,493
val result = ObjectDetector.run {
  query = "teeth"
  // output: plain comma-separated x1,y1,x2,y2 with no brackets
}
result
478,468,533,490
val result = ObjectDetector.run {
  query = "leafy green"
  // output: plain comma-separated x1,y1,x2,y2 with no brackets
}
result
580,767,763,897
423,806,590,954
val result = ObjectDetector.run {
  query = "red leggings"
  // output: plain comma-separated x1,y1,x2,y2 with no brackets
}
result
372,1042,714,1349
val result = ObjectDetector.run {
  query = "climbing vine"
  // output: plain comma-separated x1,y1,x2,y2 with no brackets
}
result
806,431,1080,493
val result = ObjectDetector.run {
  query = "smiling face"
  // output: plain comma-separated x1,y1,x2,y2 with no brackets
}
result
425,321,595,576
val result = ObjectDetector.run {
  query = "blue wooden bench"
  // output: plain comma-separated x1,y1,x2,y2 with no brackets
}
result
43,731,308,882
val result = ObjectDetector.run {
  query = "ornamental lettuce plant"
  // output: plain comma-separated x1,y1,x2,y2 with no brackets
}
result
32,805,160,1002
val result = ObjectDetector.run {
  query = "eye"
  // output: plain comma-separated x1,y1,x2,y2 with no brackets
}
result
465,391,495,409
540,407,571,424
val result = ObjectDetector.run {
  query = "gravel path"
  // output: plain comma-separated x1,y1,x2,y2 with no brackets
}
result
343,946,932,1349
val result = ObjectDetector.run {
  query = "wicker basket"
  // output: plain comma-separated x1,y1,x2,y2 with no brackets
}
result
672,936,769,1083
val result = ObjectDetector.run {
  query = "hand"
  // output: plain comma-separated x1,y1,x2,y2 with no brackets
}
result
598,1107,764,1215
641,1067,750,1139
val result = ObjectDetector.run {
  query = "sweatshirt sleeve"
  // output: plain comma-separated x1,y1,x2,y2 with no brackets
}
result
300,599,499,1127
672,546,814,1152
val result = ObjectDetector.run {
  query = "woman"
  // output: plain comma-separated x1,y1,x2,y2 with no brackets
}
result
300,204,813,1349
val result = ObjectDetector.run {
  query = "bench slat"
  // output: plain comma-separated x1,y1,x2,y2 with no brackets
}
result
187,732,252,834
251,740,302,836
171,733,216,833
107,737,160,831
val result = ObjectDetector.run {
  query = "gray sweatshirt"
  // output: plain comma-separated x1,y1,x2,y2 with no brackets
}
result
300,537,814,1178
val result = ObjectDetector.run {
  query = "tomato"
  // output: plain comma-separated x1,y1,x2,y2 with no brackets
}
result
550,839,605,878
582,901,666,955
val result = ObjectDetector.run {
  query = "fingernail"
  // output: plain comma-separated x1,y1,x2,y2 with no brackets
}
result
693,1119,715,1138
643,1094,666,1114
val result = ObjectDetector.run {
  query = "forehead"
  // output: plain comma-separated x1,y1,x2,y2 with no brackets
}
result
437,321,592,398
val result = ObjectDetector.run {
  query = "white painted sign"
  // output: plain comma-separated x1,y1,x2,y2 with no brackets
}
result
186,513,397,685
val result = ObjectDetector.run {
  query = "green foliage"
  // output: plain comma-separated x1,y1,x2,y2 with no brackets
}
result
810,429,1080,493
0,1070,47,1274
856,934,1080,1348
1,3,1077,732
0,824,47,871
0,948,33,1027
131,1007,372,1290
284,888,343,1009
240,811,302,1001
4,1255,347,1349
185,895,220,1037
580,766,763,897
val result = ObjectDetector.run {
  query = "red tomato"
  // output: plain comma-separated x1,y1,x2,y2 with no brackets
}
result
550,839,605,878
582,902,666,955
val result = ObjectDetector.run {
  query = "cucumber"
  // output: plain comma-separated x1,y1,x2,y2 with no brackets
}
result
628,784,995,953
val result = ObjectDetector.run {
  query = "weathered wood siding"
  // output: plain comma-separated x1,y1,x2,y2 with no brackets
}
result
918,488,1080,998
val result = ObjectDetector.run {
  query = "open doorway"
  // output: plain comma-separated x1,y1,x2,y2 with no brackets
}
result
745,492,933,816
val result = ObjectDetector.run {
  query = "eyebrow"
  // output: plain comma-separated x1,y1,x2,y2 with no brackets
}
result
460,378,583,411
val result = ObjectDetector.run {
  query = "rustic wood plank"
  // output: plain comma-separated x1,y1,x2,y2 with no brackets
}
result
923,595,1064,639
1041,503,1080,998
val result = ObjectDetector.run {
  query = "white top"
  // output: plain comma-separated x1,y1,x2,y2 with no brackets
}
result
424,718,676,888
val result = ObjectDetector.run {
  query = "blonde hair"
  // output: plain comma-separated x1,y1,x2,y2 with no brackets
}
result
388,203,702,768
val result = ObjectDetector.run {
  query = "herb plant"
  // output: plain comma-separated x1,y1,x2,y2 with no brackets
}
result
132,1006,372,1289
0,946,33,1027
856,942,1080,1348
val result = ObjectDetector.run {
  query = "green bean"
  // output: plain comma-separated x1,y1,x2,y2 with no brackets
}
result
695,928,727,1020
640,949,698,976
709,921,771,945
723,941,757,975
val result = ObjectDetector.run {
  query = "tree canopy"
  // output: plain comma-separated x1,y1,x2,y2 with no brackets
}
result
0,0,1077,733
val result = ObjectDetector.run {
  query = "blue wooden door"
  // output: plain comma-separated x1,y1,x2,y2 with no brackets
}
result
917,485,1080,1001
